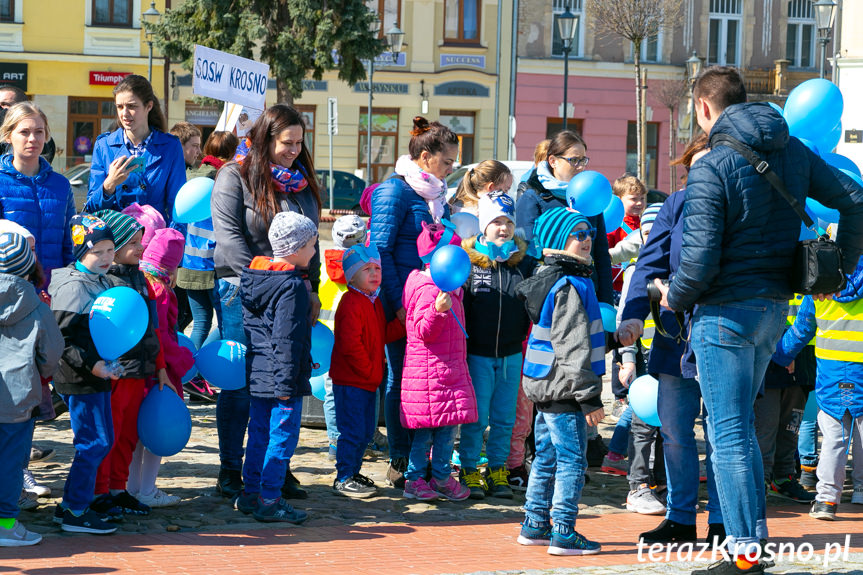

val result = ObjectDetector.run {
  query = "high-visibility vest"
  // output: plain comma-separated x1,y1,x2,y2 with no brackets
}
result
641,316,655,350
813,297,863,363
317,262,347,330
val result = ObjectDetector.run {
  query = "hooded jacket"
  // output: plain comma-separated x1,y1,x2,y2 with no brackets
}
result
240,257,312,399
106,263,164,378
0,273,63,423
146,277,193,388
667,103,863,311
462,235,536,358
0,155,75,281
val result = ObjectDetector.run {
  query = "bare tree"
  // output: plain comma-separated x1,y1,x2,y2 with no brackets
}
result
650,77,689,193
588,0,683,184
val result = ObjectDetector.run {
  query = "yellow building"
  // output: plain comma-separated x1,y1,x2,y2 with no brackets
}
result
0,1,165,170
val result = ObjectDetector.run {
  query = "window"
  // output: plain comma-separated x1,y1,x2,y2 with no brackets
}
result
707,0,742,66
366,0,402,38
546,118,584,140
0,0,13,23
93,0,133,27
626,121,659,189
439,112,475,166
632,31,663,63
445,0,480,43
359,108,399,183
552,0,583,57
67,97,117,167
786,0,815,68
295,104,316,155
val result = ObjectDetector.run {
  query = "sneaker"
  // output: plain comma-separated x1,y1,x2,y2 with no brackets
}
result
281,468,308,500
111,491,151,515
89,494,123,521
327,443,337,461
626,483,666,515
53,504,65,524
459,468,487,500
29,446,55,465
639,519,698,544
586,436,608,468
216,467,243,499
386,457,408,490
691,559,767,575
852,486,863,505
22,469,50,498
608,398,627,423
403,477,438,501
252,497,308,524
0,520,41,547
799,463,818,488
517,517,551,546
507,464,529,492
547,526,601,556
333,474,378,498
184,375,218,403
769,475,815,504
699,459,708,483
61,508,117,534
486,467,514,499
134,488,179,508
51,390,67,419
809,500,836,521
430,475,470,501
235,490,258,514
600,452,628,476
17,490,38,511
365,429,389,457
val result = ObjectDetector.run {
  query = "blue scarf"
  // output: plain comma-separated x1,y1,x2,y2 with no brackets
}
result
535,161,568,200
474,236,518,262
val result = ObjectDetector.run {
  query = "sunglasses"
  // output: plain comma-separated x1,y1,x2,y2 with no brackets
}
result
569,227,597,241
558,155,590,168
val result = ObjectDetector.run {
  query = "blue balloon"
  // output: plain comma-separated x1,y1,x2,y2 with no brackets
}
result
195,339,247,390
598,302,617,333
824,153,862,178
839,168,863,188
602,195,624,232
799,221,817,241
450,212,480,240
310,374,327,401
430,244,471,292
172,177,214,224
89,286,148,361
201,327,221,349
806,197,839,224
137,386,192,457
176,332,198,384
814,121,842,155
767,102,783,115
797,138,820,156
311,321,334,377
783,79,844,143
629,374,661,427
566,171,612,217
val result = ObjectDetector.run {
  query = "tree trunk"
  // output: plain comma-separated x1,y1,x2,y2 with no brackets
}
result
668,104,676,194
633,42,644,184
276,78,294,106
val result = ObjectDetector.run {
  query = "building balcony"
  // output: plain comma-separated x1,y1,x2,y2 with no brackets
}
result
742,61,819,100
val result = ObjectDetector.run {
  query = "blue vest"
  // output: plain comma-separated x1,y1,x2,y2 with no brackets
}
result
181,218,216,272
523,276,606,379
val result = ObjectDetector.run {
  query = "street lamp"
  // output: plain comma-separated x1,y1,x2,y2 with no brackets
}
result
557,4,577,132
812,0,837,79
142,1,161,83
685,51,702,139
365,17,405,186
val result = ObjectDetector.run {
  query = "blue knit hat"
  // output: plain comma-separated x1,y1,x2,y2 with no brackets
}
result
0,232,35,277
342,243,381,285
71,214,114,261
640,203,663,228
533,207,590,252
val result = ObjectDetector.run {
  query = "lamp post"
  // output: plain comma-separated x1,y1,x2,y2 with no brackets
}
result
685,51,702,139
812,0,837,80
365,19,405,186
142,1,161,83
557,4,577,132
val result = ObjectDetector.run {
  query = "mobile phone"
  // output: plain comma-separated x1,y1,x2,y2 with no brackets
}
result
128,156,146,174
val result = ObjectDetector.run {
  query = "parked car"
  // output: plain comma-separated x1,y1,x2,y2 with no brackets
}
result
445,160,535,204
64,163,91,211
315,169,366,212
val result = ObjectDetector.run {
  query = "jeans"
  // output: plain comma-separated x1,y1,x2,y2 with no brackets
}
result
798,393,819,467
216,278,250,471
62,392,113,512
333,384,376,481
754,386,807,482
0,419,34,519
608,405,633,456
323,375,339,444
243,396,303,500
460,353,521,469
186,285,223,351
524,410,588,528
657,374,722,525
692,298,786,554
405,425,458,482
385,338,411,460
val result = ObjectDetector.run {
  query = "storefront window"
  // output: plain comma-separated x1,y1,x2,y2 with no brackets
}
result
440,112,475,166
67,96,116,168
359,108,399,183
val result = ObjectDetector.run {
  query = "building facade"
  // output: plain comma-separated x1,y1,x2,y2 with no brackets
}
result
835,0,862,169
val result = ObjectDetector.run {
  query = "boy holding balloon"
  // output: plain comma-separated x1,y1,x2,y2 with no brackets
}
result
514,207,605,556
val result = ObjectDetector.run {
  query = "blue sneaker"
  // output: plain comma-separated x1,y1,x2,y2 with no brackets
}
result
548,527,601,556
234,490,258,514
517,518,551,546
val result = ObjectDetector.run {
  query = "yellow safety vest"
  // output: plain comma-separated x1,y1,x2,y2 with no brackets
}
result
317,261,347,331
641,317,655,350
813,297,863,363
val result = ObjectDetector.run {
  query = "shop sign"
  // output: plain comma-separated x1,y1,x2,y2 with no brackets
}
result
0,63,27,90
353,82,409,94
434,81,489,98
185,101,222,125
89,71,131,86
440,54,485,69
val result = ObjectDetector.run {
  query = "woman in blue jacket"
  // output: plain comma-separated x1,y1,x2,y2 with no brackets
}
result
85,75,185,222
369,115,459,488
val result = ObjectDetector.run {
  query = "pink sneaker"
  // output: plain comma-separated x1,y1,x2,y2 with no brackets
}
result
430,476,470,501
404,478,438,501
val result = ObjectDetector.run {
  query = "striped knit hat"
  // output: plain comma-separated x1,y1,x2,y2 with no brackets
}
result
0,232,35,277
533,207,590,252
640,203,663,229
93,209,143,250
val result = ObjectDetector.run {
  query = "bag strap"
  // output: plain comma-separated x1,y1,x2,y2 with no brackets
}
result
710,133,815,229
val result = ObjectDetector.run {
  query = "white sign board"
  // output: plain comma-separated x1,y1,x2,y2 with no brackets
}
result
193,45,269,111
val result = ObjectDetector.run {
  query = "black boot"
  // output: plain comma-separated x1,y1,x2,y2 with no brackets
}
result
705,523,727,546
216,467,243,499
639,518,697,544
281,467,308,500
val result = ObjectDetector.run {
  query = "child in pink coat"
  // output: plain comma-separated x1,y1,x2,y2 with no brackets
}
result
401,221,477,502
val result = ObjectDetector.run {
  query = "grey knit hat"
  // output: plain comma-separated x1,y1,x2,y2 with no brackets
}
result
331,214,367,249
0,232,35,277
268,211,318,258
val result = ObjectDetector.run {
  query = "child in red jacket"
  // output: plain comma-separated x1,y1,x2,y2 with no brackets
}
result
330,243,405,497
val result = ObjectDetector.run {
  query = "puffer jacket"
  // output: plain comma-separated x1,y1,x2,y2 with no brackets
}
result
0,273,63,423
370,175,449,315
106,263,164,378
241,257,312,399
462,235,536,357
668,102,863,311
0,155,75,281
147,278,194,389
400,268,477,429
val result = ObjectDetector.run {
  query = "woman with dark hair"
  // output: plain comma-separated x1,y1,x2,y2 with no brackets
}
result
210,104,321,499
369,115,459,488
85,75,186,220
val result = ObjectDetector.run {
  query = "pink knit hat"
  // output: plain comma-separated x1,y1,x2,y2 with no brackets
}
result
359,183,378,218
141,228,185,271
122,202,166,248
417,220,462,264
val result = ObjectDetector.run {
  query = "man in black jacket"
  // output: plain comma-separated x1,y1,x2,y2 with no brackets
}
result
0,85,56,163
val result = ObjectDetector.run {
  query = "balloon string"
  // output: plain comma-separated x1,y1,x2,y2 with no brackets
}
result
450,308,468,339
